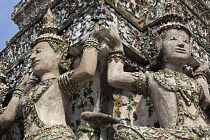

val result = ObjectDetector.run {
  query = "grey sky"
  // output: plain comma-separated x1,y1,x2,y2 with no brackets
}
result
0,0,20,52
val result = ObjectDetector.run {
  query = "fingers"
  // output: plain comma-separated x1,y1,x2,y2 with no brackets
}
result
88,23,122,49
90,23,100,38
110,24,120,40
90,23,119,40
93,23,100,35
196,63,210,73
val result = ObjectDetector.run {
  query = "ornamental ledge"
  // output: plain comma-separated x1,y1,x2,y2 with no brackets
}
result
11,0,62,29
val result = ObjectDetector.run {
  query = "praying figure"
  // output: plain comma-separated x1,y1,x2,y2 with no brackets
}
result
106,21,210,139
0,9,102,139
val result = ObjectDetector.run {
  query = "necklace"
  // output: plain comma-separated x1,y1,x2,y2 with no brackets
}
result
153,70,206,125
20,78,55,132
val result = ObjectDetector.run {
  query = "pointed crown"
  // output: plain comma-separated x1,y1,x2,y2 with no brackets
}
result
32,9,72,71
145,6,192,67
156,13,192,37
155,1,192,37
33,9,64,46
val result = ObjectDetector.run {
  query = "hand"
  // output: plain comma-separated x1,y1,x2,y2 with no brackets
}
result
105,24,123,50
195,61,210,73
18,73,31,89
90,23,109,43
194,61,210,79
89,24,123,50
90,23,100,40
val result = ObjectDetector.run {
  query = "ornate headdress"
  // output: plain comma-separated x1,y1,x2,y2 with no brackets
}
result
155,1,192,36
32,9,73,71
156,13,192,37
146,12,192,67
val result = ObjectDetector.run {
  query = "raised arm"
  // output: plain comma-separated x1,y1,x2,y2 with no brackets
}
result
58,24,102,95
193,63,210,107
0,73,30,130
70,35,99,89
0,96,19,130
107,25,141,92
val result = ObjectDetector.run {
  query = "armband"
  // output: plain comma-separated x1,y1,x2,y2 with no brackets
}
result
193,70,207,79
13,88,24,98
84,38,100,52
108,50,125,63
58,71,78,96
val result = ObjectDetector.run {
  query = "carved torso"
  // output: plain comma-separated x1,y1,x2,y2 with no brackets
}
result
19,78,70,135
146,70,208,127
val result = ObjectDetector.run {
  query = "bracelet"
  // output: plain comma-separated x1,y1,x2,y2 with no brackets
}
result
85,38,99,45
84,38,100,52
193,70,207,78
132,72,143,95
58,71,78,96
13,88,24,98
108,50,125,63
110,50,125,55
28,76,40,85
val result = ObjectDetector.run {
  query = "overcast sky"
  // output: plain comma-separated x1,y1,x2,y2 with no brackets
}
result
0,0,20,52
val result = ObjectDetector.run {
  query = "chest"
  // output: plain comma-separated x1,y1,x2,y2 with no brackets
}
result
151,71,204,107
153,71,200,92
150,71,206,125
20,79,60,115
